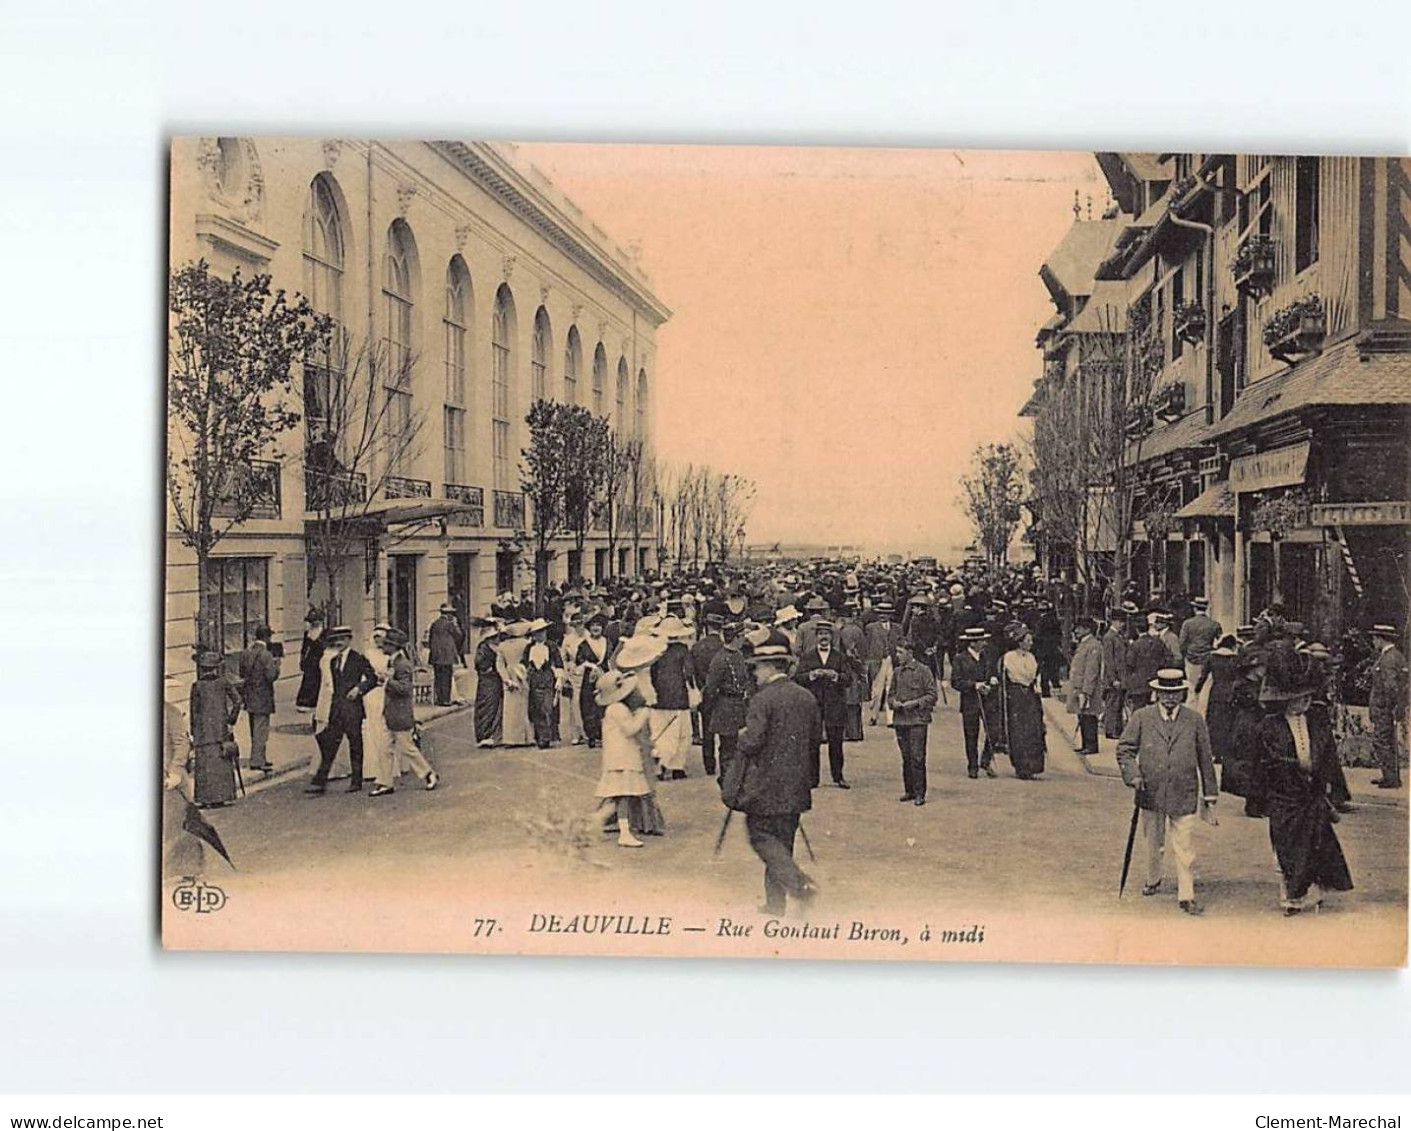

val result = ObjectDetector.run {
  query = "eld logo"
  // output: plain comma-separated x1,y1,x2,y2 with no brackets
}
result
171,877,227,914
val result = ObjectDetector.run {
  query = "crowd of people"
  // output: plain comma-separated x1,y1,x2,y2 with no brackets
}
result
165,556,1408,919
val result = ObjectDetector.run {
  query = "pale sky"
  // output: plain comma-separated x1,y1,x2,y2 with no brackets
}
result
515,143,1102,553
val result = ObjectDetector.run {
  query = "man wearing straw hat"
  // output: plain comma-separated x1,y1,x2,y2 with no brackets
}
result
732,629,821,915
1116,668,1219,915
427,602,465,707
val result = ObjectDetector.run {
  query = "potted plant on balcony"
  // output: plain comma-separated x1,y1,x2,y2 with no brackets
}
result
1173,301,1206,345
1262,293,1327,362
1152,379,1187,423
1248,488,1310,540
1167,174,1199,216
1231,234,1277,297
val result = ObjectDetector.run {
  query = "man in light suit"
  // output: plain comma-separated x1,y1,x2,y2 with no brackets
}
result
1117,668,1219,915
1066,617,1103,756
1368,622,1407,789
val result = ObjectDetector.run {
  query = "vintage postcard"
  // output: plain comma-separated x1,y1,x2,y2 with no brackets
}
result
162,139,1409,965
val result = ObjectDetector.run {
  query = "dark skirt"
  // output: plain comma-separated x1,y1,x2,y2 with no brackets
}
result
1003,681,1046,777
193,742,236,806
845,704,864,742
1268,792,1353,901
579,677,604,743
474,673,504,743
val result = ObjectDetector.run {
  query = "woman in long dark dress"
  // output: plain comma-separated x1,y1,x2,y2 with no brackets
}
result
1199,635,1241,764
295,609,325,714
473,624,505,747
1219,650,1268,815
1257,680,1353,915
576,615,611,748
999,623,1046,779
189,651,241,808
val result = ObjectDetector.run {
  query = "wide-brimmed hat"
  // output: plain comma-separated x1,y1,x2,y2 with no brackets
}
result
594,669,638,707
804,596,830,613
586,613,609,630
1005,621,1031,644
382,628,409,648
1149,668,1190,693
615,633,668,672
505,621,533,638
526,617,552,634
774,604,802,625
1120,600,1140,616
653,614,694,641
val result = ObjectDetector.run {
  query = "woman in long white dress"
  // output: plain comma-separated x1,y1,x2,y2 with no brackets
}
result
361,637,397,787
497,622,533,748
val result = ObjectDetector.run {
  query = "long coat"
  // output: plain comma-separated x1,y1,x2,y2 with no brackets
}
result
1116,703,1217,817
1066,633,1103,714
1126,634,1170,695
732,675,821,816
1100,628,1129,692
1257,711,1353,900
703,647,752,736
426,614,465,666
1369,644,1408,722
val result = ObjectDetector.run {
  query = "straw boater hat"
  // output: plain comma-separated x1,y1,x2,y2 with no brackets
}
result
1149,667,1190,693
614,633,668,673
804,596,830,613
439,602,457,614
1192,596,1209,609
593,669,638,708
1371,622,1401,641
960,626,989,644
326,624,354,642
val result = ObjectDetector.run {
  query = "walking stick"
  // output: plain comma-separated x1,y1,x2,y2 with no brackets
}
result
233,752,246,799
1118,792,1141,897
713,809,733,856
797,819,817,863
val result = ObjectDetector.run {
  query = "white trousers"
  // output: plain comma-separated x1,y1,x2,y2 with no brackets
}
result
1185,661,1209,716
650,709,692,771
371,729,433,786
1144,810,1198,901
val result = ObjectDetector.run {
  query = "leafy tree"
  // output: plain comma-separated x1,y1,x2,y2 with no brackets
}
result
167,260,327,650
561,405,612,581
959,442,1026,569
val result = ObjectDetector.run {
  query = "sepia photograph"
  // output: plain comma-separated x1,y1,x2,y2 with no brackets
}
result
161,138,1409,966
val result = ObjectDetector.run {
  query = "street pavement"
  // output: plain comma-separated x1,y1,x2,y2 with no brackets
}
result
201,686,1408,935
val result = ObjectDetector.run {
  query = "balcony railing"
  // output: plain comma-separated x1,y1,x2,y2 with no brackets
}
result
383,474,432,499
304,468,368,512
445,483,484,527
493,489,525,529
213,458,281,520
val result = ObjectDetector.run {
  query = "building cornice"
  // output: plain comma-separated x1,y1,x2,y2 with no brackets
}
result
429,141,671,328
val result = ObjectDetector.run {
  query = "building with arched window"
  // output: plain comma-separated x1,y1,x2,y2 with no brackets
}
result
167,138,668,688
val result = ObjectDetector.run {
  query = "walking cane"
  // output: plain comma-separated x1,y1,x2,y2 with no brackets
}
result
232,751,246,799
798,819,817,863
1118,790,1142,897
712,809,733,856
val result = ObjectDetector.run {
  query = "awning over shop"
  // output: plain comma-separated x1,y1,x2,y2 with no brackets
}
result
1175,480,1235,520
303,496,478,528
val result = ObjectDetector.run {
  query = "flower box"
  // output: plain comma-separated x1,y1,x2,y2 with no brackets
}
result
1173,302,1206,345
1231,235,1276,296
1152,380,1186,422
1262,294,1327,362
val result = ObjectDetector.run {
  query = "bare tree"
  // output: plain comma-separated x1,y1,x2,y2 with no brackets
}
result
959,442,1026,569
303,333,427,624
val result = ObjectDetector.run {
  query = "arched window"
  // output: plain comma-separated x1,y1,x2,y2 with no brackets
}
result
591,343,606,417
382,220,418,474
635,368,648,442
615,358,629,426
531,307,550,403
492,285,516,492
564,326,582,406
302,175,345,436
444,257,471,487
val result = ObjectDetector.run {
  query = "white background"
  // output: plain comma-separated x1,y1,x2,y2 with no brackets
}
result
0,0,1408,1094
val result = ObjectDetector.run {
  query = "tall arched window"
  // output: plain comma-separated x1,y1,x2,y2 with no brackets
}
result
382,220,418,474
564,327,582,405
635,368,648,442
444,257,471,487
615,358,629,427
492,285,516,492
591,343,606,416
302,175,345,436
531,307,550,403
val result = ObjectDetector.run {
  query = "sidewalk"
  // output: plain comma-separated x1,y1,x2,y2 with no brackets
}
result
232,694,473,797
1039,693,1406,809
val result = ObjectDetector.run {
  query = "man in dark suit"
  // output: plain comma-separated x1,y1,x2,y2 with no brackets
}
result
691,614,726,776
1101,608,1131,739
703,621,752,787
950,627,997,778
305,625,380,794
732,630,822,915
426,602,465,707
237,624,281,772
794,620,860,789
